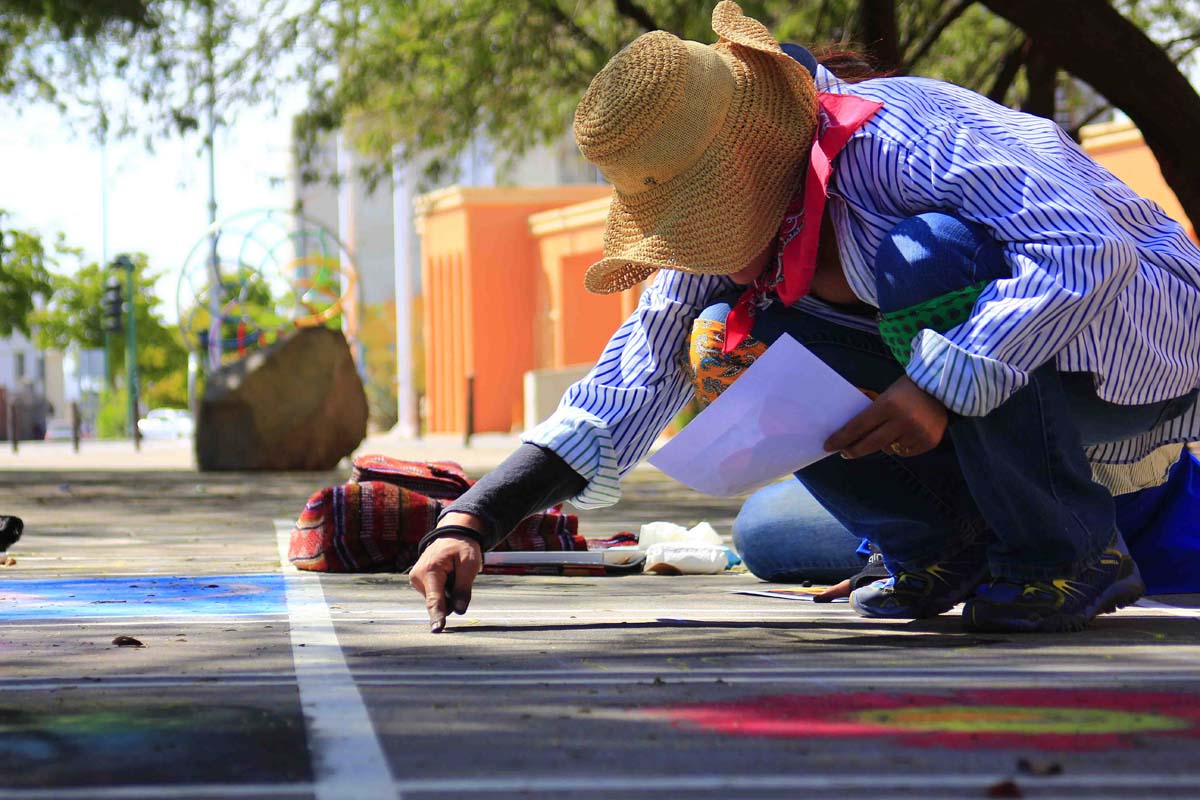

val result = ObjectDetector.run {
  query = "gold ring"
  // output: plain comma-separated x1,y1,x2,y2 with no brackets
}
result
888,441,910,457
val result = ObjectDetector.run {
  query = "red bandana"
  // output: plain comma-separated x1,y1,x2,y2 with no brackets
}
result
722,92,883,353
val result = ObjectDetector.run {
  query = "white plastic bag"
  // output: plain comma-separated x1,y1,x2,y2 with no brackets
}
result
643,543,730,575
638,520,724,548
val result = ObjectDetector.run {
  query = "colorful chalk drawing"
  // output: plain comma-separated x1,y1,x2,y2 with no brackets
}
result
0,574,286,619
645,690,1200,750
0,701,309,788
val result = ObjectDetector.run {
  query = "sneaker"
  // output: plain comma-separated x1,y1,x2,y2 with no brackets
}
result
850,550,891,591
963,532,1145,633
849,533,990,619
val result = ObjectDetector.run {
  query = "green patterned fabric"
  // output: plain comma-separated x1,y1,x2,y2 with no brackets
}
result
878,281,988,366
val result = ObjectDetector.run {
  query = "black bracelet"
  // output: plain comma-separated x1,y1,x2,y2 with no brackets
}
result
417,524,487,557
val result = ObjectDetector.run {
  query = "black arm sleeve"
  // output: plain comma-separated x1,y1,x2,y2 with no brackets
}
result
426,443,588,552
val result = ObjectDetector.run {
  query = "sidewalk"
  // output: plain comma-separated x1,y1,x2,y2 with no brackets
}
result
0,439,198,471
0,433,517,474
0,430,674,478
2,461,1199,798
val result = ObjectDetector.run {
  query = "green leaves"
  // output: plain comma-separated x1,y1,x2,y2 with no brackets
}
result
300,1,1026,184
7,1,1200,222
32,251,189,405
0,213,56,339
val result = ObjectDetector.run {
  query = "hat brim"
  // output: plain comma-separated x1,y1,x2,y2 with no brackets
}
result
584,17,817,294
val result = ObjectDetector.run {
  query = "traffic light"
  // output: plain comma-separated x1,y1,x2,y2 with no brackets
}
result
103,275,123,334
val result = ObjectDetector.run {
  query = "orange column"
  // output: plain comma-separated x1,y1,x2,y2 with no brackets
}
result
414,185,613,434
1082,120,1197,241
450,253,467,431
529,194,657,371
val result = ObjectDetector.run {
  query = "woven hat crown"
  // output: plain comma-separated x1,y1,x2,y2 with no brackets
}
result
574,32,680,162
574,32,733,196
573,0,819,294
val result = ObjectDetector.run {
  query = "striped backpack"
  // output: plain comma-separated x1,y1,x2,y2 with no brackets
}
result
288,457,585,572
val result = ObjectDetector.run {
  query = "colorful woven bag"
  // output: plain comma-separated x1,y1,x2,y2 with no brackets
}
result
288,481,441,572
349,454,473,499
290,456,588,573
496,512,587,553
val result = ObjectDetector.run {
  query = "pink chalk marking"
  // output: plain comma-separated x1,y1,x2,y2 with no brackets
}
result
645,689,1200,751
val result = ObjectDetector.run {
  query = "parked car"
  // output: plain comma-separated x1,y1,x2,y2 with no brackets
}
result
43,419,77,441
137,408,195,440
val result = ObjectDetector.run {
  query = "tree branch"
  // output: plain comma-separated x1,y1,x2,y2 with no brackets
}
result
1021,37,1056,119
612,0,660,33
981,0,1200,234
901,0,974,72
987,37,1026,104
813,0,835,40
1066,102,1113,142
1163,27,1200,50
856,0,900,72
537,0,606,55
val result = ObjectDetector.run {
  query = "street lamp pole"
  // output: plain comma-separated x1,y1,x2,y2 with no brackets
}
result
101,130,114,389
121,256,140,450
204,0,221,373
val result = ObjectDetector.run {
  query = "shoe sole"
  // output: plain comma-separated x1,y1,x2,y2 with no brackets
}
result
963,561,1146,634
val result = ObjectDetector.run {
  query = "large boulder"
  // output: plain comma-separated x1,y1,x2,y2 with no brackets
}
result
196,327,368,471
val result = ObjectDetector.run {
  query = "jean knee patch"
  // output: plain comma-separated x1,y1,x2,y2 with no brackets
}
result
876,213,1002,311
697,301,733,324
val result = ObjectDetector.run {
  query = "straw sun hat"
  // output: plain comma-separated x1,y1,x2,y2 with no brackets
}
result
575,1,819,294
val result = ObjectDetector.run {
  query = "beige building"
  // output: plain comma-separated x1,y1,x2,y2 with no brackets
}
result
0,334,65,439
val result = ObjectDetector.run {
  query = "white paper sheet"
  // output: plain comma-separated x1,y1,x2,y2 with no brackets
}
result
649,334,873,496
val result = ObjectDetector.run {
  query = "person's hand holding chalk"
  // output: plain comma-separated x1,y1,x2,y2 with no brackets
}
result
409,518,484,633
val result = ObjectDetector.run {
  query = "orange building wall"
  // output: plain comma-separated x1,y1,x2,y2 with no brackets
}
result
414,125,1194,436
415,185,613,434
1082,121,1196,241
529,195,641,372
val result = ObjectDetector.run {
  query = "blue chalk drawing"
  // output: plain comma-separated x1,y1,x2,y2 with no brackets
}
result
1,574,287,619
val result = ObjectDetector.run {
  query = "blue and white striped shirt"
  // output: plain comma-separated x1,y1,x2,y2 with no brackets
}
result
524,66,1200,508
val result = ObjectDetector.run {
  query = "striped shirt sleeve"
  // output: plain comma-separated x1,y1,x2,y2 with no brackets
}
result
521,269,732,508
889,123,1140,416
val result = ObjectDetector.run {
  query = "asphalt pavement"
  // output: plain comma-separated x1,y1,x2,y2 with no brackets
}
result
1,440,1199,799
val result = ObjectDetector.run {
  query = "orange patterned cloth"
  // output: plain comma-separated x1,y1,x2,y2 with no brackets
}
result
684,317,768,409
685,317,879,408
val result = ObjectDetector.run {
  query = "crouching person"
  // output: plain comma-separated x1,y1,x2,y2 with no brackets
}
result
410,2,1200,634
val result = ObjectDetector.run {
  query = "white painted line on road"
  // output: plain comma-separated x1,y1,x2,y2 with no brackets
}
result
1137,598,1200,618
274,523,398,800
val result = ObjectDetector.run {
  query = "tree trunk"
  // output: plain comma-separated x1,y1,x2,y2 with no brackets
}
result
981,0,1200,233
856,0,901,72
987,38,1027,105
1021,38,1056,120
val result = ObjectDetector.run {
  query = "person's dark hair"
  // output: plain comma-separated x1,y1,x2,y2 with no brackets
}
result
814,47,893,83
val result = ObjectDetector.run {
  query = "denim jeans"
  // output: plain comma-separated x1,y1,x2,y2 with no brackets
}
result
732,479,868,583
718,212,1195,581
